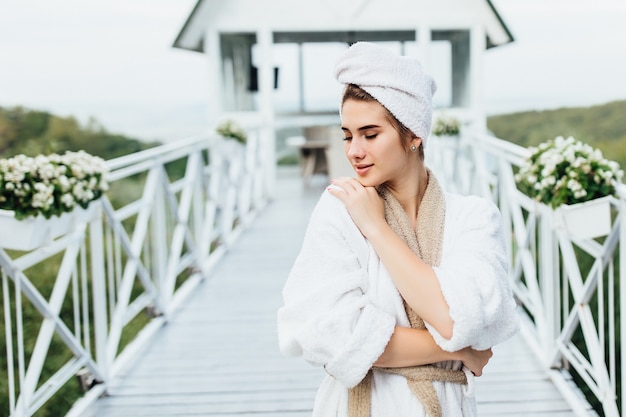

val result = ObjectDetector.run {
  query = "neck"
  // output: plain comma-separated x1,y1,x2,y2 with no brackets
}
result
386,166,429,222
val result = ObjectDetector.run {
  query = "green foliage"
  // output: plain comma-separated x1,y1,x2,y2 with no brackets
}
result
487,100,626,169
432,114,460,136
215,119,247,144
277,153,299,166
0,106,160,160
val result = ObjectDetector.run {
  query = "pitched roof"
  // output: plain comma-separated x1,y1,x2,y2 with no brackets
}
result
173,0,514,52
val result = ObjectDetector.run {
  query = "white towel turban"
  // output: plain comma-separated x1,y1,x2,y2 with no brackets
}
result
335,42,437,147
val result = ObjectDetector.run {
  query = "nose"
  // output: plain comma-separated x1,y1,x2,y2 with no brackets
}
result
346,138,365,160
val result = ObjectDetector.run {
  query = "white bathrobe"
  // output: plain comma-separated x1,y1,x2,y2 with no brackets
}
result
277,188,519,417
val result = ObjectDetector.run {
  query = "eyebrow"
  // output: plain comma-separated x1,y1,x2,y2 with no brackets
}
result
341,124,381,132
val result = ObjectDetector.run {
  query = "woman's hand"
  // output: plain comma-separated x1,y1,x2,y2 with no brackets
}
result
327,177,386,238
458,347,493,376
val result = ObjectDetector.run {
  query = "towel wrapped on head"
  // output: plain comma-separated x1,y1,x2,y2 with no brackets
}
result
335,42,437,147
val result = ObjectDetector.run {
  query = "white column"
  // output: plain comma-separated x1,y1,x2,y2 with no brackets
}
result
204,28,223,126
417,25,431,71
470,24,486,131
256,27,277,199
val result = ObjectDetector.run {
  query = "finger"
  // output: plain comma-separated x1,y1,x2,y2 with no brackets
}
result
346,176,367,190
332,177,359,193
326,182,347,198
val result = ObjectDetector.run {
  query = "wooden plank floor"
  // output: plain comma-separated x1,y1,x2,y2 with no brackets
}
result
87,167,590,417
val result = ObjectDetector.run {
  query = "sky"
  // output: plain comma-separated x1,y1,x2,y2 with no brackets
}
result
1,0,625,143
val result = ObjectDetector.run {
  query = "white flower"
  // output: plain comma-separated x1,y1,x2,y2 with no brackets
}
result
0,150,108,219
541,176,556,187
58,175,71,191
574,189,588,199
38,162,58,181
61,193,75,208
216,119,247,144
31,182,54,209
516,135,622,208
4,170,25,183
432,114,460,136
567,179,581,191
71,164,85,180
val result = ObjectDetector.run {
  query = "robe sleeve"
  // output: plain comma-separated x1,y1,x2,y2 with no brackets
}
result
277,191,396,388
426,195,519,352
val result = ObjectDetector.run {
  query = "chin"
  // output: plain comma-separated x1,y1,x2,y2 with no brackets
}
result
356,176,382,188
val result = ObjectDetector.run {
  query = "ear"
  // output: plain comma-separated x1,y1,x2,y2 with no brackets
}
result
411,136,422,148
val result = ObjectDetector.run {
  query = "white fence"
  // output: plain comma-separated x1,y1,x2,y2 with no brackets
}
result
2,126,625,417
428,132,626,417
0,130,273,417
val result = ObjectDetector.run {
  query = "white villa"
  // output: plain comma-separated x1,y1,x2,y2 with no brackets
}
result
173,0,514,180
174,0,512,126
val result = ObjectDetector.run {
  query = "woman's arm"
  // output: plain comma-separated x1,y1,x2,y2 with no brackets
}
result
327,180,518,352
375,326,492,376
327,180,454,339
366,224,454,338
278,191,397,388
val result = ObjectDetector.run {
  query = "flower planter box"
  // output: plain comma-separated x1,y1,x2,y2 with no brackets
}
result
0,200,101,251
553,196,612,240
515,135,623,240
0,150,108,251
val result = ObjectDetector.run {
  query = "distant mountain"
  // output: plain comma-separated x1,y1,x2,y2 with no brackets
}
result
487,99,626,167
0,106,159,160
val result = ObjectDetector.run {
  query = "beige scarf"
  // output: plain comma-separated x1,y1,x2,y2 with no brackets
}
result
348,170,467,417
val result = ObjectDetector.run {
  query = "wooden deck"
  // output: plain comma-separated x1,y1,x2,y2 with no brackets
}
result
86,168,589,417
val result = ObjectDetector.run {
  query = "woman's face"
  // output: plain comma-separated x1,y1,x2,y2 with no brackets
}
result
341,98,418,188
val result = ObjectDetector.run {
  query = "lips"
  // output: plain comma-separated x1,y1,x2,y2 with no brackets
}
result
354,164,373,175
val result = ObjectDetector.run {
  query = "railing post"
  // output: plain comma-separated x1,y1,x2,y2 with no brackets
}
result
152,164,168,314
621,197,626,415
89,203,109,382
539,206,559,364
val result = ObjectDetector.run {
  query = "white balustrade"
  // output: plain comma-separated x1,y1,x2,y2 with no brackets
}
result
428,131,625,417
0,130,272,417
2,124,625,416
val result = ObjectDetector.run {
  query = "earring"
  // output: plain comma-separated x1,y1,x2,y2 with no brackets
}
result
410,145,417,152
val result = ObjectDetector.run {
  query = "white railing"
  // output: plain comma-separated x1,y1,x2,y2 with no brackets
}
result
428,131,626,417
2,125,624,417
0,128,273,417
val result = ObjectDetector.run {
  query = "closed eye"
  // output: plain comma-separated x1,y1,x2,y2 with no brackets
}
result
365,134,377,139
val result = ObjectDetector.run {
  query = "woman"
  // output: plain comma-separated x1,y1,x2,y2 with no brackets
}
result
277,42,519,417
